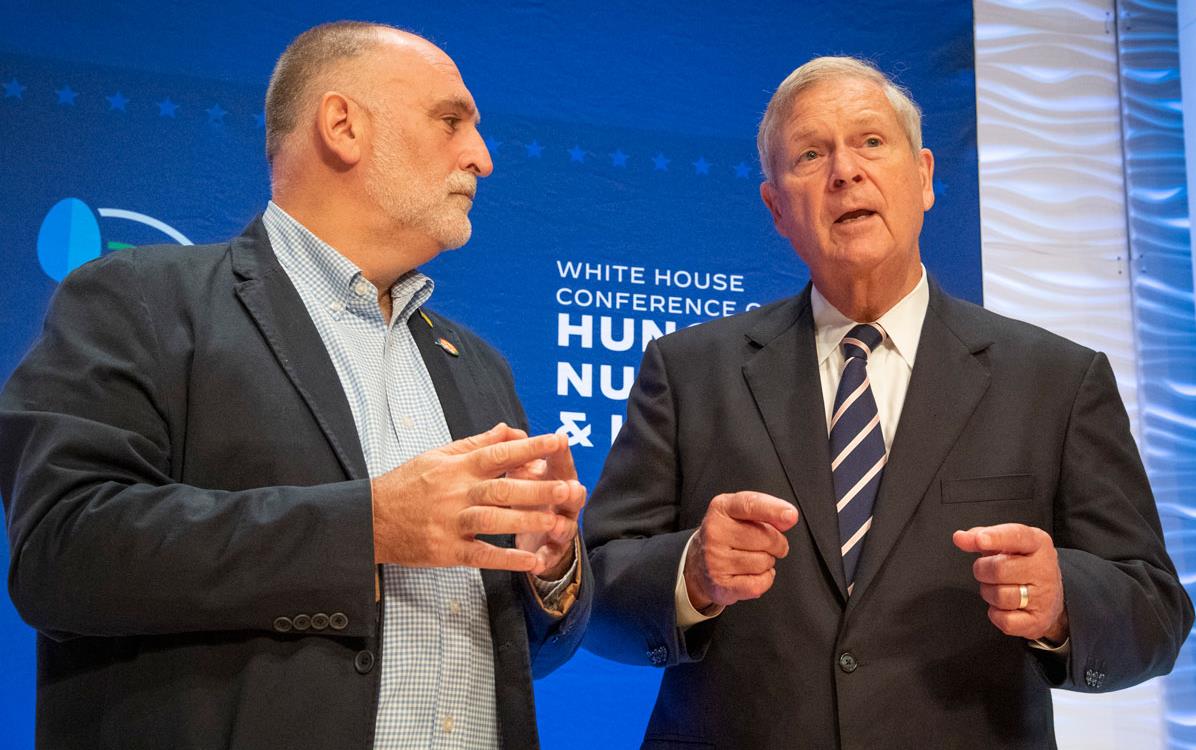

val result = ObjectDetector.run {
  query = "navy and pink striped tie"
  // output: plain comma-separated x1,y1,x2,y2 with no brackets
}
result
830,323,887,595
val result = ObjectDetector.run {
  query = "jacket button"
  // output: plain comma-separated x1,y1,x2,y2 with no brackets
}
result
329,612,349,630
292,614,311,631
838,652,858,673
273,616,293,633
354,650,375,674
311,613,330,631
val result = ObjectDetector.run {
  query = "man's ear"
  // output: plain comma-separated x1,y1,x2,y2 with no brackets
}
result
317,91,363,167
760,181,783,226
919,147,935,212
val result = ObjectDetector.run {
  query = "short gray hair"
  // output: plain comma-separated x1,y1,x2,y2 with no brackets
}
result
264,21,398,164
756,56,923,183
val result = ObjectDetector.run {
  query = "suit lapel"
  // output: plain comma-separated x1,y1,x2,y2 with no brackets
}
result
846,283,992,607
742,289,848,599
230,218,368,481
408,311,518,602
407,312,483,440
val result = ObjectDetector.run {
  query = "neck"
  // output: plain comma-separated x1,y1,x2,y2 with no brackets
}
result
272,189,440,292
813,256,922,322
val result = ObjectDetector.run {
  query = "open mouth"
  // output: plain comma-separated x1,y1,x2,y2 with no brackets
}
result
835,209,875,224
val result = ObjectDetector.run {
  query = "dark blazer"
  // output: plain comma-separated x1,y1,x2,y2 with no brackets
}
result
0,218,589,750
583,280,1191,750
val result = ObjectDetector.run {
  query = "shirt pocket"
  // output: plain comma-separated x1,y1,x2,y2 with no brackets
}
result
941,474,1035,504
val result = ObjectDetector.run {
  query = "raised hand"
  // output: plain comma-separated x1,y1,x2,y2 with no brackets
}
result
684,491,800,611
953,523,1069,643
370,423,582,575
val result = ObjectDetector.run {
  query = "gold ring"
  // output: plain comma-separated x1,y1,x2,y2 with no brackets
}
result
1018,584,1030,610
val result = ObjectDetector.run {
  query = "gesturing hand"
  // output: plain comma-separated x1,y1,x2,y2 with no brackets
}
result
684,491,800,611
507,440,585,580
952,523,1069,643
371,423,583,576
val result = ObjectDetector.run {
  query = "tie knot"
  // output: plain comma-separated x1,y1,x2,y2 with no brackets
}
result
841,323,885,361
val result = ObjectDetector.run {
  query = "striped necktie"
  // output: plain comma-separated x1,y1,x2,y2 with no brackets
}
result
830,323,887,594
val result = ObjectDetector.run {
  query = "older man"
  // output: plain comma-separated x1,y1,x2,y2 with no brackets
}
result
583,56,1191,748
0,21,588,750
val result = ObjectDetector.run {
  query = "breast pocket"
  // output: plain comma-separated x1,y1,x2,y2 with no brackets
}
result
941,474,1035,504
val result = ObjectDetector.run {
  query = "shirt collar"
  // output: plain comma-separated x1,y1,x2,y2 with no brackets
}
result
263,200,434,325
811,265,929,368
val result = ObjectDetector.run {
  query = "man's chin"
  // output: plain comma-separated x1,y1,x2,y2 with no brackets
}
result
437,219,473,251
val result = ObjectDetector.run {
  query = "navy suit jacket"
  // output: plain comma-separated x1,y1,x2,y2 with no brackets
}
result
583,280,1190,749
0,218,589,749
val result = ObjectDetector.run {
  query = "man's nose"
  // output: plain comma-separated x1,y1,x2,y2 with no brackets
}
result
461,129,494,178
829,148,864,189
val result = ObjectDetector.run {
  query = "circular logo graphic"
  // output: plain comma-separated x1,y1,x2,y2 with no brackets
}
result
37,198,193,282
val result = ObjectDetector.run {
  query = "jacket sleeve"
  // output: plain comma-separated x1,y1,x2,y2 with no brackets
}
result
582,338,711,668
1051,351,1193,690
0,253,378,641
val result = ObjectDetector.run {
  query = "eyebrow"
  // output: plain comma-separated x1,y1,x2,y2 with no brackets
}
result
432,96,480,125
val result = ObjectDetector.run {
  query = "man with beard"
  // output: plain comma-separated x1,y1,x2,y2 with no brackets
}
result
0,22,589,750
582,56,1190,748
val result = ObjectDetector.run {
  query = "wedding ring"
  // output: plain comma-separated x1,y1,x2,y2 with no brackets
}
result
1018,584,1030,610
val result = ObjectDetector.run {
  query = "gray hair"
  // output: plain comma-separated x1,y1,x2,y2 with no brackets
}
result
756,56,923,183
265,21,400,164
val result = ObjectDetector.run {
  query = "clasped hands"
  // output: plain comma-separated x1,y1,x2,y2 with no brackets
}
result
683,492,1068,643
371,423,585,580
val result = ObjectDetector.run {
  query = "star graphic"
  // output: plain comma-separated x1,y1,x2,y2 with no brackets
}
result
734,162,751,179
568,145,586,163
106,91,128,111
610,149,628,167
525,140,543,158
693,157,711,175
206,104,227,123
55,85,77,105
157,97,178,117
484,136,502,152
652,153,670,171
4,78,26,99
253,112,266,128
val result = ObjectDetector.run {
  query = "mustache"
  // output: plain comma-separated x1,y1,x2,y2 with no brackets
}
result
447,173,477,199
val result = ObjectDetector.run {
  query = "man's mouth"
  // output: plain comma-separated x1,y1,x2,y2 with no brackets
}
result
835,209,875,224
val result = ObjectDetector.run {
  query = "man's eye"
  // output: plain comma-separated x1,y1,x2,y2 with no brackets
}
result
865,137,882,147
798,149,819,162
443,116,461,130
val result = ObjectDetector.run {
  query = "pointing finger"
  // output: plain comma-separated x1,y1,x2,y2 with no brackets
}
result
954,524,1048,556
720,492,799,531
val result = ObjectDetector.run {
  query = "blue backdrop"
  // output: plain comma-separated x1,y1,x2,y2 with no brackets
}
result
0,3,979,746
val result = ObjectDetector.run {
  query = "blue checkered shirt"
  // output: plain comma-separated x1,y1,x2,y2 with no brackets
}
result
264,202,500,749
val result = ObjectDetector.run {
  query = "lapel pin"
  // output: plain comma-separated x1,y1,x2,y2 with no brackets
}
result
436,337,460,357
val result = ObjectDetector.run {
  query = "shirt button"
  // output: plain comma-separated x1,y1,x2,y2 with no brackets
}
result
449,600,462,616
292,614,311,631
329,612,349,630
353,279,371,297
399,415,415,429
442,715,455,733
272,616,293,633
838,651,859,673
326,300,344,316
310,613,330,631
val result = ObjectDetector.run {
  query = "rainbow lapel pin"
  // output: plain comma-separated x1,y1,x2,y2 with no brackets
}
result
420,309,461,357
436,337,460,357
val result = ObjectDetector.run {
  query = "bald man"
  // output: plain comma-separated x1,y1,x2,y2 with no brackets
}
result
0,21,589,750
